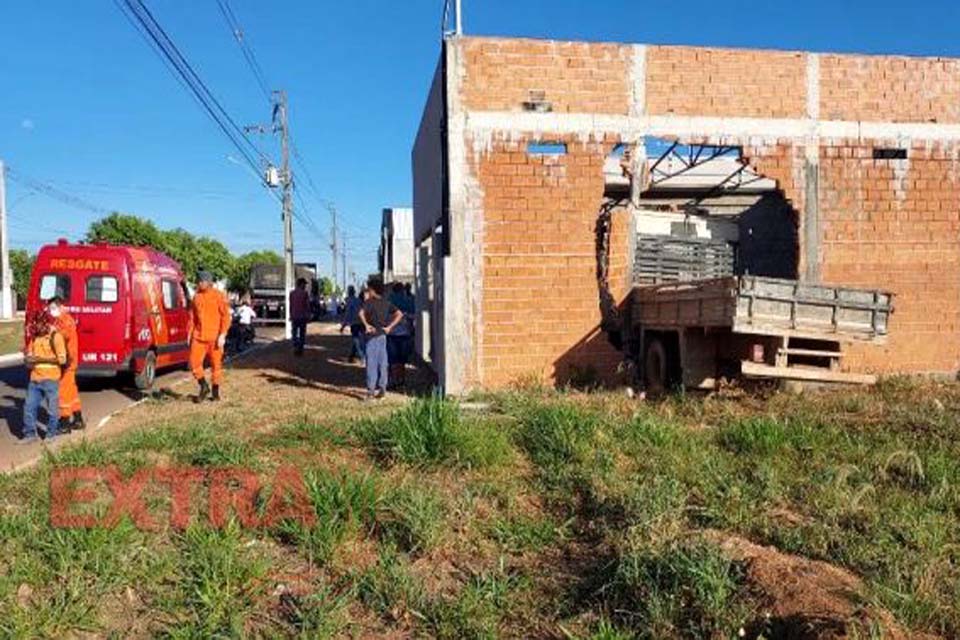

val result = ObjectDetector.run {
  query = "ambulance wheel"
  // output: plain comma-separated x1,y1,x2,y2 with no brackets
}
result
135,351,157,391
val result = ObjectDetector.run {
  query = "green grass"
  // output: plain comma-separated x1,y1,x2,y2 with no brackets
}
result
0,320,23,355
356,394,511,469
2,379,960,637
607,538,751,639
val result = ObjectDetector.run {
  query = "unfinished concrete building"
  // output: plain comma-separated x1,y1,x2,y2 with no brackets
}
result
413,34,960,394
378,207,415,285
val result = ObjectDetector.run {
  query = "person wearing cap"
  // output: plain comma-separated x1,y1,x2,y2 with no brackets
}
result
188,270,231,402
47,296,84,431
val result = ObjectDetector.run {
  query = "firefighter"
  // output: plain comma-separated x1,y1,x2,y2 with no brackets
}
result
47,296,84,430
188,270,231,402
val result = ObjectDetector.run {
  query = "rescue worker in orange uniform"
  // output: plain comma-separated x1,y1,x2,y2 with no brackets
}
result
47,296,84,431
188,270,231,402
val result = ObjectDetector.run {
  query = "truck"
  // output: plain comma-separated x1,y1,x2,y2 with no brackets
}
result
249,262,319,323
601,144,893,391
627,246,893,390
27,240,192,390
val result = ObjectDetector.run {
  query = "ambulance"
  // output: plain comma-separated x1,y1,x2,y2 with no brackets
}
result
26,240,192,389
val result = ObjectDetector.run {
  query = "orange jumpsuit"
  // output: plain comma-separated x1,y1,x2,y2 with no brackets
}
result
188,287,231,385
54,311,81,418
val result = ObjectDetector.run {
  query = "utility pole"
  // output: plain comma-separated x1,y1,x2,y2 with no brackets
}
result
275,90,294,340
0,161,12,319
341,238,347,292
327,202,338,293
245,91,295,339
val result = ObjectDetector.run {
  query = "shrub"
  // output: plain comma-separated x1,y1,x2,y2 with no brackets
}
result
357,395,510,469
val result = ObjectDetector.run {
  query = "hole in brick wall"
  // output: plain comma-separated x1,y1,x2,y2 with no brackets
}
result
873,148,908,160
527,141,567,155
522,89,552,113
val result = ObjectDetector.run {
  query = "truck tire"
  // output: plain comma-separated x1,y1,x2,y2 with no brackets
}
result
644,338,676,393
135,350,157,391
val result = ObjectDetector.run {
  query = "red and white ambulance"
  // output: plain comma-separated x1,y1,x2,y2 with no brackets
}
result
26,240,192,389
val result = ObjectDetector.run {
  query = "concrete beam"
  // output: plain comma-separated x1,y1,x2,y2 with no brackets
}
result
465,111,960,145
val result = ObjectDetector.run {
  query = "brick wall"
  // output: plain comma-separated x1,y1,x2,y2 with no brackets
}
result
474,135,629,386
819,55,960,123
439,35,960,387
460,37,631,114
645,46,807,118
819,141,960,373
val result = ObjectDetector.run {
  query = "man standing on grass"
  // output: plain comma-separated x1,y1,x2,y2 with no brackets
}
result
359,277,403,400
189,270,231,403
289,277,311,356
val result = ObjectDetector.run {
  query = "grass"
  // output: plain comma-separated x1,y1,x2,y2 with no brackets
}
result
0,319,22,356
1,365,959,638
356,394,511,469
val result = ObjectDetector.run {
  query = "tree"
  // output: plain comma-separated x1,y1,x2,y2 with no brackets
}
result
318,276,335,297
87,212,165,249
9,250,34,310
193,236,235,284
229,250,283,293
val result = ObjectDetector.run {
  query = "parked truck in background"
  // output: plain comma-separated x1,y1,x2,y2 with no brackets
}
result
248,262,319,323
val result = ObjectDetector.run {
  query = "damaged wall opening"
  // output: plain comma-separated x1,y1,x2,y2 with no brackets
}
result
604,138,799,285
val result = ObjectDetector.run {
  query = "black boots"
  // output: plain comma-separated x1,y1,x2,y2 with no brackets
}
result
195,378,210,403
193,379,221,403
72,411,85,431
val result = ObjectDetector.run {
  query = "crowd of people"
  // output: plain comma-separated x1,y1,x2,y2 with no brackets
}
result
16,272,418,443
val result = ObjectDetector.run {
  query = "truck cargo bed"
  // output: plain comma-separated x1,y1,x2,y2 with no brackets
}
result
632,275,892,343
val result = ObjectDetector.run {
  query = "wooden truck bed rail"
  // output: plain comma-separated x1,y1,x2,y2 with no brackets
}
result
632,276,892,344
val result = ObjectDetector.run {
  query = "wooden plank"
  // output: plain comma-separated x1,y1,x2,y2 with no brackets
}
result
778,348,844,358
740,361,876,385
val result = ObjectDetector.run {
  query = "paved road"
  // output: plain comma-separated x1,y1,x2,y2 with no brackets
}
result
0,325,285,471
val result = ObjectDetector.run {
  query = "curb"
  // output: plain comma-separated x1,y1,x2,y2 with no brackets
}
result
0,353,23,367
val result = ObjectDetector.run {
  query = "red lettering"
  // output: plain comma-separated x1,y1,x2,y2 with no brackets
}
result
154,467,205,529
261,466,316,528
102,466,156,530
49,467,101,528
209,468,261,529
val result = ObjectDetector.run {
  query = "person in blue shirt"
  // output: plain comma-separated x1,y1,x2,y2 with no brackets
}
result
387,282,416,389
339,286,365,363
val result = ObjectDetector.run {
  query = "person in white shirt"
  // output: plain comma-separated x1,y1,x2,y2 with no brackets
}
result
234,295,257,348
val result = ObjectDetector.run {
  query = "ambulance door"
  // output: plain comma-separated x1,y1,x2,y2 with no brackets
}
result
160,277,190,365
80,271,126,371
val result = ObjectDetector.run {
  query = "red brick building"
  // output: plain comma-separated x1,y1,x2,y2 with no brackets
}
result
413,35,960,394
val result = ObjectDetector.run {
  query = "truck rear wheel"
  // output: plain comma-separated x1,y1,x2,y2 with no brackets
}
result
135,351,157,391
644,337,678,393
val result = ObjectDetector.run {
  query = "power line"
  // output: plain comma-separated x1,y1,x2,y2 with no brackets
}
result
4,167,109,216
210,4,329,247
215,0,271,102
114,0,268,182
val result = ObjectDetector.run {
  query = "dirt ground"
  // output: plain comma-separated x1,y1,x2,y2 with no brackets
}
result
98,321,433,442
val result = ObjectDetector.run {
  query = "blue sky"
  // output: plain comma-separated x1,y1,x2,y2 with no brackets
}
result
3,0,960,278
